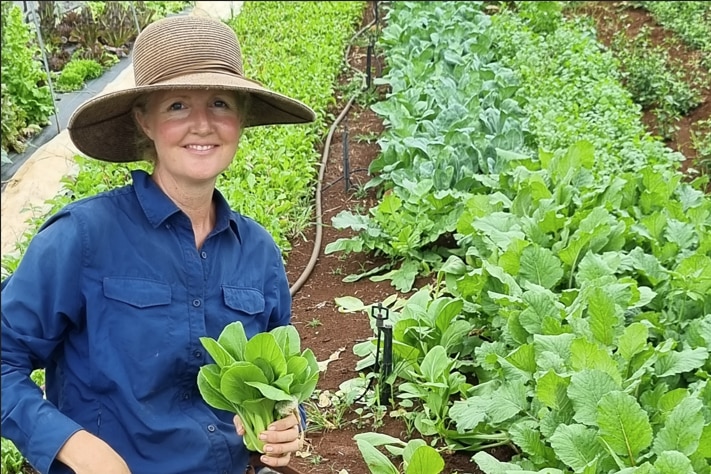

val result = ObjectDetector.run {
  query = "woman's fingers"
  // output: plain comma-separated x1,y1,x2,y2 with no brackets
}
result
268,413,299,431
233,415,244,436
261,423,300,445
260,420,301,467
237,411,303,467
260,451,292,468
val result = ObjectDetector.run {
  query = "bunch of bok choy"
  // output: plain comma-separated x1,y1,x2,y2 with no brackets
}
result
197,321,319,453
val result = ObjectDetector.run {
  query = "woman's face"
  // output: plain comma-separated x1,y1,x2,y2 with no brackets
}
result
136,89,243,185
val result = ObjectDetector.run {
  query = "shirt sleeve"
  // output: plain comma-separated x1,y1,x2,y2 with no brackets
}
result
1,210,86,474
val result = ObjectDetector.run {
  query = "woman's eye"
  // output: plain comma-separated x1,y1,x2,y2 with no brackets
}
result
213,100,228,108
168,102,184,111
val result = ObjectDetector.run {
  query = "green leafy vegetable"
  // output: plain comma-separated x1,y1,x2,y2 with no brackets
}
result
353,433,445,474
197,321,319,453
597,391,653,464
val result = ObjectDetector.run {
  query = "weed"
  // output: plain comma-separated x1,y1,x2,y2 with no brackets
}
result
690,119,711,173
306,318,323,328
356,86,382,108
354,131,380,144
303,390,351,432
350,203,367,215
389,402,418,439
689,118,711,191
351,183,369,200
351,403,386,430
334,74,367,100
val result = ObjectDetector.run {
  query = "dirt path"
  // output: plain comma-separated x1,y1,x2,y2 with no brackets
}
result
285,4,496,473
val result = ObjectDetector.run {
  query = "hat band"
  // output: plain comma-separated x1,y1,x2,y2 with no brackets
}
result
138,61,242,86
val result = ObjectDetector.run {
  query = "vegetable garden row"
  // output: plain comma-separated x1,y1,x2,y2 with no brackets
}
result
1,1,710,474
572,1,710,177
323,2,710,473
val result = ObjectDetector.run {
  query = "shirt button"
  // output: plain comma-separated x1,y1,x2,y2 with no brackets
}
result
207,424,216,432
192,299,201,307
193,350,202,359
200,251,207,259
165,224,171,229
182,392,190,400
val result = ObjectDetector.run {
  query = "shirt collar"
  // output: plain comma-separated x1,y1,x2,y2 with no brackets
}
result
131,170,240,241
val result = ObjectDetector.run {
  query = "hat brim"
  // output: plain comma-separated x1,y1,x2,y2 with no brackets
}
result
67,71,316,163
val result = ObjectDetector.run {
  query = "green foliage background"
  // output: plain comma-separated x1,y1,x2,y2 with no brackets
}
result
1,3,53,157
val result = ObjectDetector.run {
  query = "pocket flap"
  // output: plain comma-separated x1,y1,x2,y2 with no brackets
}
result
222,286,265,315
103,277,172,308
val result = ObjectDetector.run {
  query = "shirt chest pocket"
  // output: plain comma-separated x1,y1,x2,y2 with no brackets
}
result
215,286,266,337
101,277,173,368
103,277,172,308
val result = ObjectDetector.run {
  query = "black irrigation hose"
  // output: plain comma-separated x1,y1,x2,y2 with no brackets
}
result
289,17,378,297
289,95,356,297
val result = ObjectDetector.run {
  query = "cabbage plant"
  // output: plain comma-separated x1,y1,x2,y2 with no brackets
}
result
197,321,319,453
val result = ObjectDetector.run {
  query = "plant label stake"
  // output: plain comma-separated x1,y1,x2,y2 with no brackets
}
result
370,302,392,406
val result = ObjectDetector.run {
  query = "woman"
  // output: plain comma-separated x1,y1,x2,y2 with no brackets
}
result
1,14,315,474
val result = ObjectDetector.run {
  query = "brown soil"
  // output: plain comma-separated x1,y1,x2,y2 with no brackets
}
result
570,1,710,184
283,2,711,474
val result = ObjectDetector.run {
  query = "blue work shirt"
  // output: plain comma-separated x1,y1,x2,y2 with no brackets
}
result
1,170,292,474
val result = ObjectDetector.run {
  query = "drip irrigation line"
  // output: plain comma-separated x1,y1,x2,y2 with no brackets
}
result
288,17,377,297
289,95,355,297
321,167,370,193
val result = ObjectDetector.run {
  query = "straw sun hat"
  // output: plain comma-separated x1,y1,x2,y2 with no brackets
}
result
68,15,316,163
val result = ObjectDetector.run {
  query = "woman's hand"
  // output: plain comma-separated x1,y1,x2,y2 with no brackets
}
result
235,412,302,468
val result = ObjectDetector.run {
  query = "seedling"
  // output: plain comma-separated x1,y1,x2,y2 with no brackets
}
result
307,318,322,328
354,131,380,144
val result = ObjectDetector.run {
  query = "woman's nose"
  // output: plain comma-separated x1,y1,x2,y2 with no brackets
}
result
190,107,212,133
